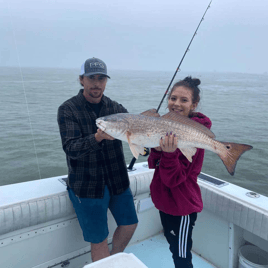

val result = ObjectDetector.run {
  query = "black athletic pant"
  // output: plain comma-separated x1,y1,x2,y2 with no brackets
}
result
159,211,198,268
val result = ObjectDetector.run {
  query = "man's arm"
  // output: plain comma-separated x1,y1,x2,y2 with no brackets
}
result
57,105,103,159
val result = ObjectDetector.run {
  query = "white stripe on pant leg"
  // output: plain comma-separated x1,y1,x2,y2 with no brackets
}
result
184,215,190,258
178,216,185,258
181,215,189,258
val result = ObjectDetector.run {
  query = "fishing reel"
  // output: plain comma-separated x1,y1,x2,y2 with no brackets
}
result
141,147,150,157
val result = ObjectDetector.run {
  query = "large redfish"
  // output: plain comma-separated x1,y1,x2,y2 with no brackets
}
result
96,109,253,175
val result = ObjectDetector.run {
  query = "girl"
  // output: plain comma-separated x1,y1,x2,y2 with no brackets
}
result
148,76,212,268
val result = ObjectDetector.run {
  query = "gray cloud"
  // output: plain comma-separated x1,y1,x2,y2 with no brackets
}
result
1,0,267,74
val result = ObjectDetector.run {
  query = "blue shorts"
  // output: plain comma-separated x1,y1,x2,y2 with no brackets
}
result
68,186,138,244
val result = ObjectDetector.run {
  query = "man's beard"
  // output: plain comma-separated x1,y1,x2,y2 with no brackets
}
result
89,89,102,98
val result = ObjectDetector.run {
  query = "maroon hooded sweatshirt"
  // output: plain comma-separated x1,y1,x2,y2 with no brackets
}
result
148,112,212,216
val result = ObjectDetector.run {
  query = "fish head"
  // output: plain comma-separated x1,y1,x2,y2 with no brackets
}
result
96,113,129,139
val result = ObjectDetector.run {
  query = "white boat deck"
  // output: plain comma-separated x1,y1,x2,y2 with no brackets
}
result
124,232,216,268
1,162,268,268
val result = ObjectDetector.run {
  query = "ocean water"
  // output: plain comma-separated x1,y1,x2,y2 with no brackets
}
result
0,67,267,197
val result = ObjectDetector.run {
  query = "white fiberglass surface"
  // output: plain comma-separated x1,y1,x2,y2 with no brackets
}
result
124,232,216,268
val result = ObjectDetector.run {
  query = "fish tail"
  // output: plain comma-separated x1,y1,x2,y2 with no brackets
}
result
218,142,253,176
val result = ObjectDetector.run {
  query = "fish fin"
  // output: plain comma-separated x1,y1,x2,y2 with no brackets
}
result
218,142,253,176
129,143,145,159
180,147,197,162
140,109,161,117
162,111,215,138
126,130,144,159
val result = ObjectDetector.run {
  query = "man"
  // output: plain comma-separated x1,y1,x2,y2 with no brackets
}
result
57,57,138,262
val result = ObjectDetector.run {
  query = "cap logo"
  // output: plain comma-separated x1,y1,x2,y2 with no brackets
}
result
80,58,110,78
90,62,105,69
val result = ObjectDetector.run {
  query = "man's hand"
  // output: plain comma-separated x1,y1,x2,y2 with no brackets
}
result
95,129,115,142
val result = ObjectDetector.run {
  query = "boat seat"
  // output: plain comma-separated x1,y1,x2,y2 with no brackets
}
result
0,192,74,236
0,171,153,237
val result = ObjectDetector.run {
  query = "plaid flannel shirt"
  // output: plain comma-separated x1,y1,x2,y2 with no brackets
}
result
57,89,129,198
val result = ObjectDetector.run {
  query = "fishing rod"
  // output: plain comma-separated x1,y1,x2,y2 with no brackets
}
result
128,0,213,171
156,0,212,113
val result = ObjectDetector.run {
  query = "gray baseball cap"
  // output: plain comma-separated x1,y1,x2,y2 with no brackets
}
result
80,57,110,78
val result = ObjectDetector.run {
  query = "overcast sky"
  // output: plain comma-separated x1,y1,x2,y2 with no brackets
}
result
1,0,267,74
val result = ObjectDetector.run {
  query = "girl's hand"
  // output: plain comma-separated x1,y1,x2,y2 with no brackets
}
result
160,132,178,153
154,146,162,152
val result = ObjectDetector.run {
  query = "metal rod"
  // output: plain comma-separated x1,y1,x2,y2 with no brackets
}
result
127,157,137,171
127,1,212,171
156,0,212,112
